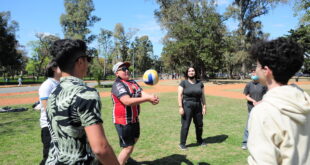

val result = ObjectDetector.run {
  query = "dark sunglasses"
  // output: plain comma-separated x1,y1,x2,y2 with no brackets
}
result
117,67,129,72
78,55,93,63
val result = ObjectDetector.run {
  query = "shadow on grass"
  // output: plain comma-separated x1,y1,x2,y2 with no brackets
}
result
0,116,37,135
187,134,228,148
133,154,209,165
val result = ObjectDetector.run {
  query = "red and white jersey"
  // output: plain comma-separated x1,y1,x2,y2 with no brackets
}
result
111,77,142,125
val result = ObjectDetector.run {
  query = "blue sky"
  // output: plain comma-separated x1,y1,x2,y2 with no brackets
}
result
1,0,299,57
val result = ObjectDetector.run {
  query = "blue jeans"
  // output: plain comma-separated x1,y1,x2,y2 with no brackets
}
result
242,105,253,146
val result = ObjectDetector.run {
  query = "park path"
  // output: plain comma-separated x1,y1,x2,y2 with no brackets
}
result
1,80,310,106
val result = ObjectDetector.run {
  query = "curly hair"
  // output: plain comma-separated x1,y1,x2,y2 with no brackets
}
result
251,37,304,84
50,39,87,73
45,60,58,78
184,66,200,80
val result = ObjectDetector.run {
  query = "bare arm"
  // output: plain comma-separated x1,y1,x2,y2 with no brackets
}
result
85,124,119,165
245,94,257,104
119,92,159,106
41,100,47,111
178,86,184,115
201,87,206,115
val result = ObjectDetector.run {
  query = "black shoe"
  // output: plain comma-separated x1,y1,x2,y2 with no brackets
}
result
179,144,187,150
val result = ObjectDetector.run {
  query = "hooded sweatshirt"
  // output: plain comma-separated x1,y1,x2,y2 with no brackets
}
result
247,84,310,165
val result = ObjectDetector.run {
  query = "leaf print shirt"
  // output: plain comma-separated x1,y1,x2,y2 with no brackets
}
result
46,76,103,165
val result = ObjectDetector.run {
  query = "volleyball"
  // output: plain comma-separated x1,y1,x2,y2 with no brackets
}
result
143,69,159,85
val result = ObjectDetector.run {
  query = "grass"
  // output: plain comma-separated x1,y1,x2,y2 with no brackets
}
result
0,92,249,164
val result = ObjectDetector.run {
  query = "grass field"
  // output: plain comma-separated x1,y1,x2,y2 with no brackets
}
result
0,90,249,165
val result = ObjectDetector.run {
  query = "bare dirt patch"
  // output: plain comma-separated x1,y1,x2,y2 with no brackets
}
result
1,80,310,106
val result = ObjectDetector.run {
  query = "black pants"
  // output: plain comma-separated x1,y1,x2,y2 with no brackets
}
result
180,100,203,145
40,127,51,165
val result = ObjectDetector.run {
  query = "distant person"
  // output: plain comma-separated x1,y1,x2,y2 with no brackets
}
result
111,61,159,165
241,70,267,150
18,77,22,86
38,61,61,165
247,38,310,165
178,66,207,150
46,39,119,165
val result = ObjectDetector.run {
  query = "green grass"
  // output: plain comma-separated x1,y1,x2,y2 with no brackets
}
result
0,93,249,165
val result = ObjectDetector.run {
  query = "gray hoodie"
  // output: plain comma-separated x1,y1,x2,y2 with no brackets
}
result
248,85,310,165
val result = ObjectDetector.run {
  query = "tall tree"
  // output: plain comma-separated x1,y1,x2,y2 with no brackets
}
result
0,11,23,78
130,36,153,75
225,0,287,72
97,28,113,79
155,0,226,79
61,0,100,43
113,23,138,62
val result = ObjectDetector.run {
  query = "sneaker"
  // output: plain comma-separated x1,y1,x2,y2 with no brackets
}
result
179,144,187,150
241,145,247,150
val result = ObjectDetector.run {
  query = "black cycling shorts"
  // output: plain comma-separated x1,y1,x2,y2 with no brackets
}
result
115,122,140,147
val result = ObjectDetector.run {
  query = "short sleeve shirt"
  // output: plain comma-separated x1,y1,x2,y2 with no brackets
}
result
46,76,102,165
38,78,59,128
179,80,204,100
111,77,142,125
244,81,267,107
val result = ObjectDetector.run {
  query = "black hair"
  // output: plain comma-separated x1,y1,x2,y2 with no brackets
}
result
50,39,87,73
250,37,304,84
45,60,58,78
184,66,199,80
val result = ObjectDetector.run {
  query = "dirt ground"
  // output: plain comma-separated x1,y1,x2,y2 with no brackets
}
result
1,80,310,106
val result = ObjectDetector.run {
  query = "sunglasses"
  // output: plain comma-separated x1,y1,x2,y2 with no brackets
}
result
78,55,93,63
117,67,129,72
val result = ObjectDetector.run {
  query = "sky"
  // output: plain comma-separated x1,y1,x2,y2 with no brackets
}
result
0,0,300,57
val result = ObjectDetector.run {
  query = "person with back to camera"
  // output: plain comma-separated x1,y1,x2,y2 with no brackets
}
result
38,61,61,165
178,66,207,150
111,61,159,165
247,37,310,165
46,39,119,165
241,70,267,150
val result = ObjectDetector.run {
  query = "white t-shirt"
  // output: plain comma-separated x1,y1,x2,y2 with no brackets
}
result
39,78,59,128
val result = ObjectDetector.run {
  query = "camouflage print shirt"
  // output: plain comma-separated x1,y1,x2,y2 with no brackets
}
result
46,76,103,165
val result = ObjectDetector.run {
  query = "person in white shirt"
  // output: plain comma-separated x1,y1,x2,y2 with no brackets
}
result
247,37,310,165
38,61,61,165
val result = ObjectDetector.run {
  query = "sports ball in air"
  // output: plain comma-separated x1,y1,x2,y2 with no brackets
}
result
143,69,159,85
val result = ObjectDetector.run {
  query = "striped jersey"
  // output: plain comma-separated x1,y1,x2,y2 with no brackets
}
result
111,77,142,125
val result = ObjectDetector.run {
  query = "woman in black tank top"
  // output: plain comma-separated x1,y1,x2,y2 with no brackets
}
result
177,66,207,150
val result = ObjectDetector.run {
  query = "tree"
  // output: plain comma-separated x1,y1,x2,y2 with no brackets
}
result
225,0,287,72
293,0,310,25
0,11,23,78
26,33,60,78
61,0,100,43
287,25,310,73
97,28,113,79
113,23,138,62
130,36,153,76
155,0,226,79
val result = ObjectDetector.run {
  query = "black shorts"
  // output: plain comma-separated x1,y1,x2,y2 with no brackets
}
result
115,122,140,147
